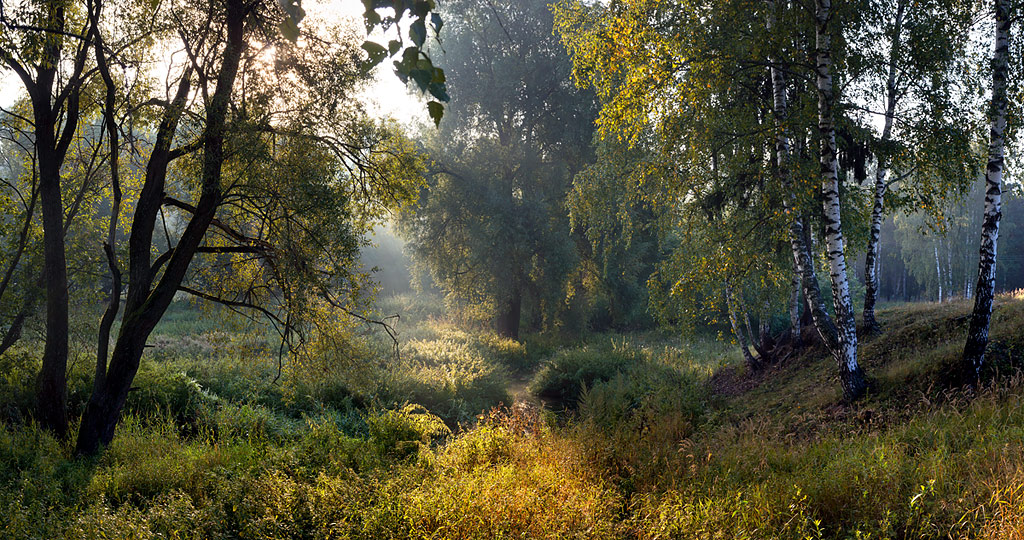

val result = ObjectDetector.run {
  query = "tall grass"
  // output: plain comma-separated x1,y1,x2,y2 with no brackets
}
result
2,294,1024,538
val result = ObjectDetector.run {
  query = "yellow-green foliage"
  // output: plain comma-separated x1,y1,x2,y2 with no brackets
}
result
530,334,728,408
3,295,1024,538
379,321,518,425
361,409,625,540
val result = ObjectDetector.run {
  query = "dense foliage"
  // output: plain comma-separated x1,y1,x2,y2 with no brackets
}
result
2,0,1024,537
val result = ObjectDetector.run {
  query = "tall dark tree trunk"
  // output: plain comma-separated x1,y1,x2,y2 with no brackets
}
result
815,0,866,401
76,0,246,456
961,0,1010,386
33,150,70,438
495,287,523,340
2,0,96,439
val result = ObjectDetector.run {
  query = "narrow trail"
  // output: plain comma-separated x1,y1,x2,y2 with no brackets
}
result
507,374,533,404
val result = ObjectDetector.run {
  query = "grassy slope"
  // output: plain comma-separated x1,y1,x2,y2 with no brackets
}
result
2,294,1024,538
629,293,1024,539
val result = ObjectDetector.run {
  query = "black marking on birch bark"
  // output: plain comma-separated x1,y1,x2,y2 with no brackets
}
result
816,0,865,400
961,0,1009,386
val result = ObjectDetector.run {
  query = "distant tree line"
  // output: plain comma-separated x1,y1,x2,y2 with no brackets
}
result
399,0,1021,401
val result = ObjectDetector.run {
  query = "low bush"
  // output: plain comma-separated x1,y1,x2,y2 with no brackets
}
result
380,332,512,426
3,295,1024,539
528,342,645,407
366,403,451,460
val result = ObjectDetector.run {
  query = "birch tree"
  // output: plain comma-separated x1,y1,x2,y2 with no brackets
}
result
766,0,841,358
556,0,873,394
960,0,1012,385
815,0,867,400
861,0,906,331
856,0,975,332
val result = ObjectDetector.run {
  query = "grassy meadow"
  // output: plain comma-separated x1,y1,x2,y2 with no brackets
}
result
2,292,1024,539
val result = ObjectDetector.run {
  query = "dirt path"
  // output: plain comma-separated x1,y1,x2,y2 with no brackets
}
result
507,373,535,405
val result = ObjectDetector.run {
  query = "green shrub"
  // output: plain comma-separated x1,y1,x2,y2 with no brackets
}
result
440,422,517,471
529,343,644,407
211,402,300,443
231,470,314,540
61,503,155,540
364,410,625,540
0,349,39,424
295,416,370,474
381,333,512,426
366,404,450,460
87,415,260,506
124,367,217,433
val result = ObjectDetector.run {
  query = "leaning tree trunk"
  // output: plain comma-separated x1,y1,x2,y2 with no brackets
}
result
815,0,867,401
93,23,123,393
75,0,246,456
961,0,1010,386
746,302,772,362
863,0,906,334
0,178,39,356
726,286,759,370
767,0,839,355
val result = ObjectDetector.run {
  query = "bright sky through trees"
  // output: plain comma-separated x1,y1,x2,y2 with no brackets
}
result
0,0,427,124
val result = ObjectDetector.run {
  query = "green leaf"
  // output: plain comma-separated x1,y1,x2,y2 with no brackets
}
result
410,67,432,91
279,17,300,43
393,60,409,83
427,100,444,127
388,39,403,55
410,19,427,48
362,1,381,32
427,81,449,102
430,13,443,34
361,41,388,67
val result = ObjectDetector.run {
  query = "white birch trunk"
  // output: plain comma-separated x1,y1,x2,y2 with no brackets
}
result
816,0,866,400
864,0,906,332
767,0,841,355
934,242,943,302
726,286,759,370
962,0,1010,383
946,238,954,299
759,303,770,342
790,273,802,343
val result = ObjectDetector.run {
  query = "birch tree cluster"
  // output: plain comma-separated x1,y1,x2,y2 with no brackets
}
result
553,0,1022,398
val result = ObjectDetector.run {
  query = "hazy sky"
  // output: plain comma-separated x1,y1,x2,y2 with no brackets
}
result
0,1,429,125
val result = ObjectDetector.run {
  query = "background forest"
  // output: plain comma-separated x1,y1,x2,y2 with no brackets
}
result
2,0,1024,538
